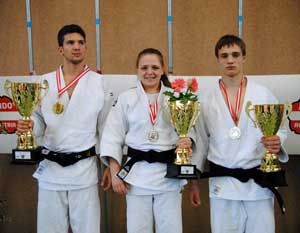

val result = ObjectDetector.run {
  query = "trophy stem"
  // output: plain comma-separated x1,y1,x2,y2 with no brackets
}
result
174,147,191,165
16,116,37,150
16,130,37,150
173,135,190,165
260,150,281,172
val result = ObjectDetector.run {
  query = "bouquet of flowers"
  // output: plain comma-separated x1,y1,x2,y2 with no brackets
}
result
163,78,198,104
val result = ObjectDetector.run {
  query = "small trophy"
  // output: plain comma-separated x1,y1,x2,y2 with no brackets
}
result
246,101,291,186
4,79,48,164
165,99,200,179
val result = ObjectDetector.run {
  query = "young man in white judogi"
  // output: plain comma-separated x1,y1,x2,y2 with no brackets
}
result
17,24,112,233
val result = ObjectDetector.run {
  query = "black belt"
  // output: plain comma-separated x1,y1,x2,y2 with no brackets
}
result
200,162,287,214
40,146,96,167
117,147,175,180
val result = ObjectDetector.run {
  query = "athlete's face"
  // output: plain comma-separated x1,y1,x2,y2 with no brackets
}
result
217,44,245,78
59,32,87,65
137,54,163,93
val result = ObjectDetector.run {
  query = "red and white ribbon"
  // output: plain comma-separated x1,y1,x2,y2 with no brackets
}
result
149,98,158,126
56,65,90,97
220,77,245,125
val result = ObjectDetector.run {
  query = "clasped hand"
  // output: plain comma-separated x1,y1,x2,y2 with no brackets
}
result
261,135,281,154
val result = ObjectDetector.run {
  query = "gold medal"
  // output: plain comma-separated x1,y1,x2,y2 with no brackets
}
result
148,130,159,142
52,102,64,114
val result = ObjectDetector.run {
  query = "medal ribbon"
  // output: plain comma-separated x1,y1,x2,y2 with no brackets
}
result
220,77,245,125
56,65,90,97
149,98,158,126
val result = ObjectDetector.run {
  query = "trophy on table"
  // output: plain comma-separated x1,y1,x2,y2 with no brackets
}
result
245,101,291,186
164,78,200,179
4,79,48,164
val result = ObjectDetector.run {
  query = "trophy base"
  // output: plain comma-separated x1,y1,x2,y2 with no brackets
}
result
260,169,287,187
11,147,43,164
165,163,198,179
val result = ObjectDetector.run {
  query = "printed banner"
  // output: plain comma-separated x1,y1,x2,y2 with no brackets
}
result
0,75,299,154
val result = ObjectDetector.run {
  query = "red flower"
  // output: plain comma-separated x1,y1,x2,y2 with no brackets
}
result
187,78,198,92
164,78,198,102
171,78,185,92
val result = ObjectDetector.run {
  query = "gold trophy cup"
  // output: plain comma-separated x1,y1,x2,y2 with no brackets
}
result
246,101,291,186
4,79,48,164
165,100,200,179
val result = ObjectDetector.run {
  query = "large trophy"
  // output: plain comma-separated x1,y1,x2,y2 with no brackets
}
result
164,78,200,179
4,79,48,164
246,101,291,186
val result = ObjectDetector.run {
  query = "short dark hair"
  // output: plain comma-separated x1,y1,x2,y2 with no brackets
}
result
215,34,246,58
136,48,171,88
57,24,86,46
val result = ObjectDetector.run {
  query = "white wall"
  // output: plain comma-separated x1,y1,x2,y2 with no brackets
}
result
0,75,299,154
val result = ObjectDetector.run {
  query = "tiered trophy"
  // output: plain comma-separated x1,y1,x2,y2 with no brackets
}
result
165,100,200,179
4,80,48,164
246,101,291,186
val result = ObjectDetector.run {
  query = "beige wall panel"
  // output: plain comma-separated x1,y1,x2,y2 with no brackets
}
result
100,0,168,74
0,0,29,76
31,0,97,74
244,0,300,74
173,0,238,75
104,191,126,233
1,1,300,76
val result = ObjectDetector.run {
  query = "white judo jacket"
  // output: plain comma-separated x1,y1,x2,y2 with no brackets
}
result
100,79,186,194
194,78,288,200
32,67,113,190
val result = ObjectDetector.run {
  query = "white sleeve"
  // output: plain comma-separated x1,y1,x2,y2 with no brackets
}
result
187,125,196,143
96,81,114,155
100,96,128,167
191,105,209,172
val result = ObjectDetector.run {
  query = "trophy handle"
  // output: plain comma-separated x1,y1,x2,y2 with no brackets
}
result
40,79,49,100
280,101,292,127
245,101,257,128
4,80,12,97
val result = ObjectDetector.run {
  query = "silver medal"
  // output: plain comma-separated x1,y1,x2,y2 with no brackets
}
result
148,130,159,142
229,126,241,139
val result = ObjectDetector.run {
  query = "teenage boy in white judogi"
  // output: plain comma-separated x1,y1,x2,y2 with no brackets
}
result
189,35,288,233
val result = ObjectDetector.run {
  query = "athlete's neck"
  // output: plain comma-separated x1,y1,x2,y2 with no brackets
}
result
61,63,86,82
143,84,161,94
221,74,244,88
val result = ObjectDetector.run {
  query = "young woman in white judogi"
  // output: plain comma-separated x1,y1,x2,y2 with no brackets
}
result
100,48,192,233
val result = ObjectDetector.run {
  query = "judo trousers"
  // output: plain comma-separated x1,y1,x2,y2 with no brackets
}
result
126,190,182,233
37,184,100,233
210,198,275,233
